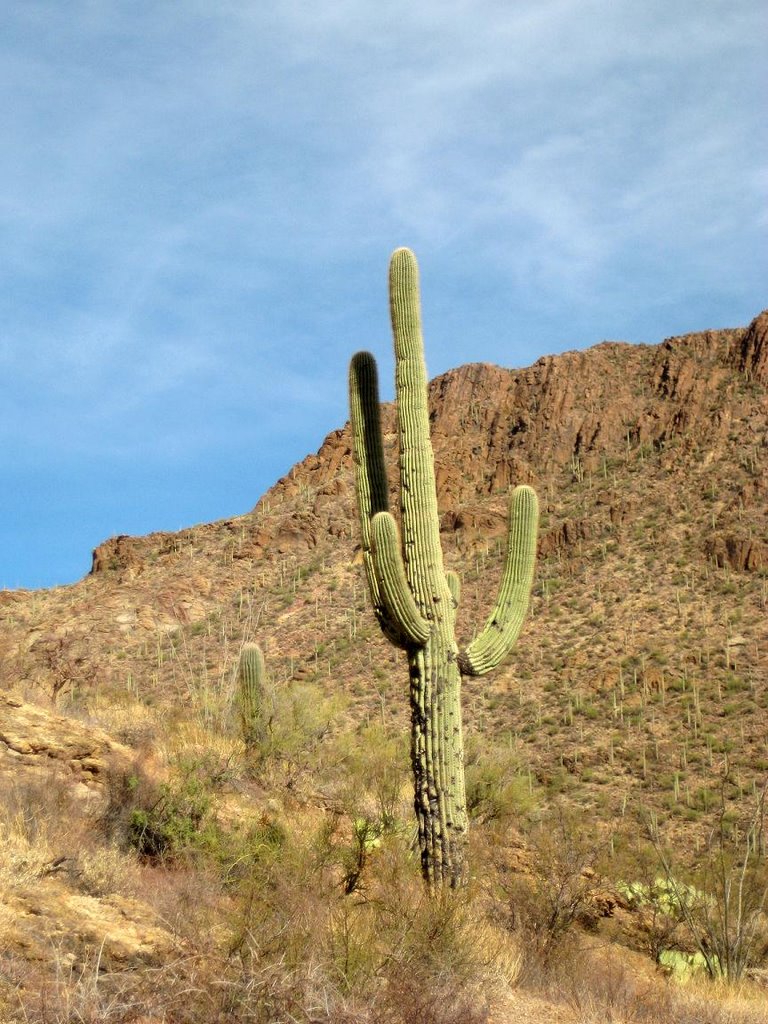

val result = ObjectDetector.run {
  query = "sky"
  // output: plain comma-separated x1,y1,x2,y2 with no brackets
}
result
1,1,766,590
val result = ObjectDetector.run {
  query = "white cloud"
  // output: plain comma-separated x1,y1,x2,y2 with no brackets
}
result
0,1,765,584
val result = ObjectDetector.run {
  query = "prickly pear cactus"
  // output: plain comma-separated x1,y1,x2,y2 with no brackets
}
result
349,248,539,887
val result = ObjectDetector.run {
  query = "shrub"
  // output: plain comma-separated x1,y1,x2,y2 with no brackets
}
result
128,753,230,865
464,735,537,824
502,803,611,962
646,775,768,981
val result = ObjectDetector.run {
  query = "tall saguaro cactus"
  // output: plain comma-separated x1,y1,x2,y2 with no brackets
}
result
349,248,539,888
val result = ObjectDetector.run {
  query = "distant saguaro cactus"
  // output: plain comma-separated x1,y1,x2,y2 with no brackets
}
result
349,248,539,888
237,643,266,751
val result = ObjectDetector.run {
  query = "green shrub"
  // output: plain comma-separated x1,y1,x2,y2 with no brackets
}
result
464,737,537,823
129,753,229,864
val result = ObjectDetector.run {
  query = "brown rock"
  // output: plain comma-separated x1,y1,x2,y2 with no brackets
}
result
0,697,135,812
732,310,768,384
706,533,768,572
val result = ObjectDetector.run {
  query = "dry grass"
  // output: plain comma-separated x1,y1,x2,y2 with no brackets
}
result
520,937,768,1024
2,769,766,1024
0,802,53,887
0,776,93,895
1,693,766,1023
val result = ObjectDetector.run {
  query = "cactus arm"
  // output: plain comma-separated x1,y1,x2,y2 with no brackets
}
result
349,351,412,646
371,512,431,645
349,351,389,522
459,485,539,676
445,570,460,610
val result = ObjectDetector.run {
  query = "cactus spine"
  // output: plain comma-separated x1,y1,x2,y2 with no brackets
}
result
237,643,266,751
349,248,539,888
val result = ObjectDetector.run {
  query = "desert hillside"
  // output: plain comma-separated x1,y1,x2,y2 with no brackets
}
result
1,310,767,1022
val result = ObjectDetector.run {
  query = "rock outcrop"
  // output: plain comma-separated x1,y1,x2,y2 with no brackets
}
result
0,695,135,811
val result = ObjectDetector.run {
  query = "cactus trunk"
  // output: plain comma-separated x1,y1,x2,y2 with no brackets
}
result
237,643,266,751
349,248,539,888
409,638,466,885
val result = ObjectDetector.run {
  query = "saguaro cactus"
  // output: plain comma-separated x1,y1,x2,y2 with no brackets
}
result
349,248,539,888
237,643,266,751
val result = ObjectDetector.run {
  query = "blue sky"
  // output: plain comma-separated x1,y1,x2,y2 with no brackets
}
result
2,1,766,590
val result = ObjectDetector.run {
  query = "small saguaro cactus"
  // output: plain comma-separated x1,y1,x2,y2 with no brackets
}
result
349,248,539,888
237,642,267,751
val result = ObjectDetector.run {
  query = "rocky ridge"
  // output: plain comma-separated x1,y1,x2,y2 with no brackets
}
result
0,309,767,1021
1,311,766,745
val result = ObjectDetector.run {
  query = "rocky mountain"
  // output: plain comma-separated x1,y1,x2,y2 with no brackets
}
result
3,310,766,726
0,309,766,1021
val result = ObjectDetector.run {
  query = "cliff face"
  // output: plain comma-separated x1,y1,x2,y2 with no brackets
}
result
238,312,766,541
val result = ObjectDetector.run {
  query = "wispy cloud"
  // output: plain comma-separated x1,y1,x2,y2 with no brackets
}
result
0,0,765,585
